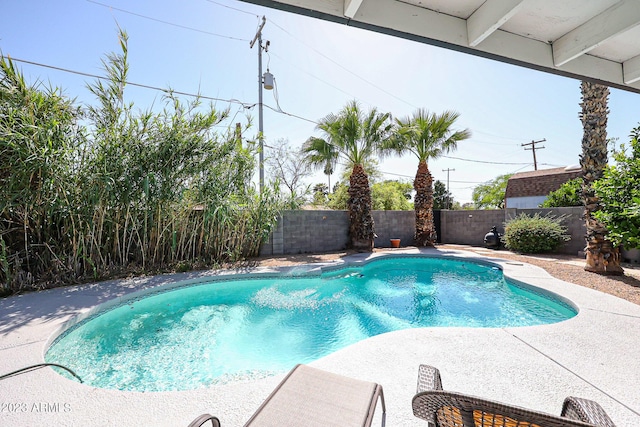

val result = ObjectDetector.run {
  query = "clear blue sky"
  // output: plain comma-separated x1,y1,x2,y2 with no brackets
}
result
3,0,639,203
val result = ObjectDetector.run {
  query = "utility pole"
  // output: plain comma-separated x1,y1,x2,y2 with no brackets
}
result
442,168,455,209
250,16,267,193
522,139,546,170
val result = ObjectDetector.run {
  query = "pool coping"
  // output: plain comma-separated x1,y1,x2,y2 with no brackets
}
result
1,247,639,426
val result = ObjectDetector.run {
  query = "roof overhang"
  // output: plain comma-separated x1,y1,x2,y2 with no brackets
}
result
238,0,640,94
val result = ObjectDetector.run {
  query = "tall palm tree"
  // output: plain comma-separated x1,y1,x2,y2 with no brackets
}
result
385,109,470,246
579,81,623,274
323,161,334,193
303,100,392,251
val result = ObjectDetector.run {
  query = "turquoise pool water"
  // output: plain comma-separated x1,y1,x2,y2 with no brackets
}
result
46,256,576,391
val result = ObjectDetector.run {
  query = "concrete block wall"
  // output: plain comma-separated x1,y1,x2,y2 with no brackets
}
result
260,210,416,255
260,210,349,255
260,207,586,256
440,210,505,246
372,210,415,248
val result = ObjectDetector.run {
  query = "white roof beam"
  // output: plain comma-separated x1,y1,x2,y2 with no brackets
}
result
624,54,640,84
236,0,640,93
466,0,526,47
553,0,640,67
344,0,365,18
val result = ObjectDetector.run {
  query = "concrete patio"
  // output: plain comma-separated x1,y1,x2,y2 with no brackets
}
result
1,248,639,426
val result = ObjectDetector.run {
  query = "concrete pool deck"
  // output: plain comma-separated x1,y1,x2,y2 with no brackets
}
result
1,248,639,427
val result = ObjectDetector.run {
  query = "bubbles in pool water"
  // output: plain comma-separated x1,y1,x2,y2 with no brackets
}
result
46,256,576,391
251,286,343,310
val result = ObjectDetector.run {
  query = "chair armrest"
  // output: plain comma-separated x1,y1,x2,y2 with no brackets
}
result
417,365,443,394
187,414,221,427
561,397,616,427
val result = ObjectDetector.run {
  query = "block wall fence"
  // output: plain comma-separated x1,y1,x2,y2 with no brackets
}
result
259,206,586,256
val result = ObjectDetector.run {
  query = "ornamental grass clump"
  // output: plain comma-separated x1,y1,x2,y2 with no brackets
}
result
502,213,570,254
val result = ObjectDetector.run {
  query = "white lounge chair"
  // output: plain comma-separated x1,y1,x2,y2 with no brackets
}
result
189,364,386,427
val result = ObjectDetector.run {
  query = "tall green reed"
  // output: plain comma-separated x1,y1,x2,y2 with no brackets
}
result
0,55,83,290
0,30,283,294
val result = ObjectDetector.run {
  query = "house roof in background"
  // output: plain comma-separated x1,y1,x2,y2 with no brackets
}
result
505,166,582,198
509,166,581,180
240,0,640,94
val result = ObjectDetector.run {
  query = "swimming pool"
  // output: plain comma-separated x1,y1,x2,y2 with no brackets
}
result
46,255,576,391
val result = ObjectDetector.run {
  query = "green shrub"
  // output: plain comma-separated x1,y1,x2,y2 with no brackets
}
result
502,213,570,253
371,180,413,210
593,126,640,249
540,178,582,207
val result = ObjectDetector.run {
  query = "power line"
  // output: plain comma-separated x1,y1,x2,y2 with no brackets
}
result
472,129,529,143
5,56,255,107
203,0,259,17
86,0,249,42
8,55,325,127
266,75,318,125
264,101,317,125
380,170,413,179
509,164,535,174
269,51,364,103
378,170,490,185
442,154,555,166
212,104,246,128
442,155,530,165
268,18,418,110
469,137,522,146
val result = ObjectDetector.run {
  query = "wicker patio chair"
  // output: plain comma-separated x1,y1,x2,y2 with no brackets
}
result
412,365,616,427
188,364,386,427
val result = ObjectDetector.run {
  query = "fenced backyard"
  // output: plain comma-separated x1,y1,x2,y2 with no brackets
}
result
260,207,587,256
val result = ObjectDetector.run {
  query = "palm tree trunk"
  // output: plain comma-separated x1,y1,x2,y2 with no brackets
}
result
579,81,623,275
414,160,436,246
348,163,374,251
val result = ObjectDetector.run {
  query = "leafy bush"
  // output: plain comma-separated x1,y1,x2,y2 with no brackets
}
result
472,174,511,209
540,178,582,207
327,180,413,211
502,213,570,253
593,126,640,249
371,180,413,210
327,182,349,210
433,180,454,209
